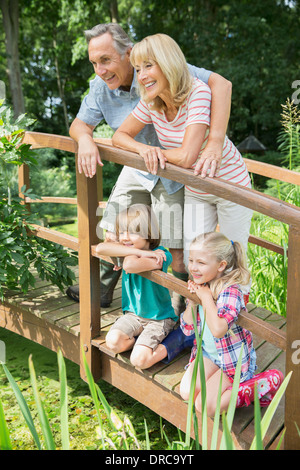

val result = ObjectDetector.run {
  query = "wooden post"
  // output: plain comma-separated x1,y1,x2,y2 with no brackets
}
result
18,163,30,212
285,225,300,449
76,155,101,382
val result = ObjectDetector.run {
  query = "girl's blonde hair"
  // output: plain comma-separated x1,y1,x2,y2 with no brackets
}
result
130,33,193,112
190,232,250,300
116,204,160,250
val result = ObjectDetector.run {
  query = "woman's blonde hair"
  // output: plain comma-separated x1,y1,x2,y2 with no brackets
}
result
116,204,160,250
130,33,193,111
190,232,250,300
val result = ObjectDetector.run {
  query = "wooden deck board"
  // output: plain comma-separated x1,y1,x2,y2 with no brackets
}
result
0,266,286,449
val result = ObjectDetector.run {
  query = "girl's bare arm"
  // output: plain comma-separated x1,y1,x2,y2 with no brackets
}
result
96,242,166,273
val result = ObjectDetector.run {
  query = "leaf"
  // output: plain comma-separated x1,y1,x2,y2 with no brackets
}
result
2,362,41,449
0,397,13,450
57,349,69,450
210,371,223,450
253,384,263,450
28,355,56,450
221,412,236,450
144,419,151,450
219,345,243,450
81,346,106,449
11,252,24,264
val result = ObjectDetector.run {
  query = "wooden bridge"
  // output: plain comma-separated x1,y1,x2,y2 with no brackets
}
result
1,131,300,449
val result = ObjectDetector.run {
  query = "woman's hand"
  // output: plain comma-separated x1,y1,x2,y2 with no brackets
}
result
193,141,223,178
139,146,167,175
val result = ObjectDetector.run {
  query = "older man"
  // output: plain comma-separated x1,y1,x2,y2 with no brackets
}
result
67,23,232,313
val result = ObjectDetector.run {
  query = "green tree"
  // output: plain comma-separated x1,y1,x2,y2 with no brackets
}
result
0,0,25,117
0,101,77,299
128,0,300,148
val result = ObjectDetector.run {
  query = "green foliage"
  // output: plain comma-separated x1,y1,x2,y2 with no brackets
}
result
1,0,299,147
278,99,300,170
94,123,122,199
30,150,77,224
0,342,292,450
127,0,300,147
248,215,288,317
0,101,77,300
248,99,300,317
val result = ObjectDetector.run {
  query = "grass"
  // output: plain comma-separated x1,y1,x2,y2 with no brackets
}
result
0,328,179,450
0,325,292,450
247,213,288,317
54,220,78,238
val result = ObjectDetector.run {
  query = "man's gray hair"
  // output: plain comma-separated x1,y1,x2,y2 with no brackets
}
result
84,23,133,56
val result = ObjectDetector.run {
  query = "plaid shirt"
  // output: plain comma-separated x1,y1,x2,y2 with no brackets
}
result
180,285,254,382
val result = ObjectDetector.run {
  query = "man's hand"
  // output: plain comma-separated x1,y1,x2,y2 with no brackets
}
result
193,140,223,178
77,134,103,178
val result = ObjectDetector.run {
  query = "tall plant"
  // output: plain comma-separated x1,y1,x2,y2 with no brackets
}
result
0,100,76,300
249,99,300,317
277,98,300,170
0,346,292,450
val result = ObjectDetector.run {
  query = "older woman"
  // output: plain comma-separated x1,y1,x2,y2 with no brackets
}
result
112,33,253,282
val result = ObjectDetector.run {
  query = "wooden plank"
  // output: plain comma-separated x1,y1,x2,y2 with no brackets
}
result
21,128,292,230
153,353,190,391
248,234,286,256
22,131,77,153
25,196,77,205
76,154,101,382
57,313,80,333
244,157,300,186
46,298,80,314
18,163,30,214
0,301,80,364
94,143,300,227
99,352,241,449
27,224,79,251
284,225,300,449
238,310,286,350
22,132,300,187
41,302,79,323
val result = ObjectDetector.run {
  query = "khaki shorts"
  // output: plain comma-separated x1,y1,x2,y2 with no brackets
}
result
109,311,176,351
100,167,184,249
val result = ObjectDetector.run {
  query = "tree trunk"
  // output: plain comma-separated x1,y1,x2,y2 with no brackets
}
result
53,35,69,134
0,0,25,117
109,0,120,23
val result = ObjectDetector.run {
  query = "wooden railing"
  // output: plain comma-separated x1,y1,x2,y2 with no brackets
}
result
21,131,300,449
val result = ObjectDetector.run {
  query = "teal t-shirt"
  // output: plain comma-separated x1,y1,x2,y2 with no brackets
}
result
121,246,177,322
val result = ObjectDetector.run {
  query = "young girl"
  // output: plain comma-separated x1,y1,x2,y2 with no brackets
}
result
179,232,283,416
96,203,179,369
